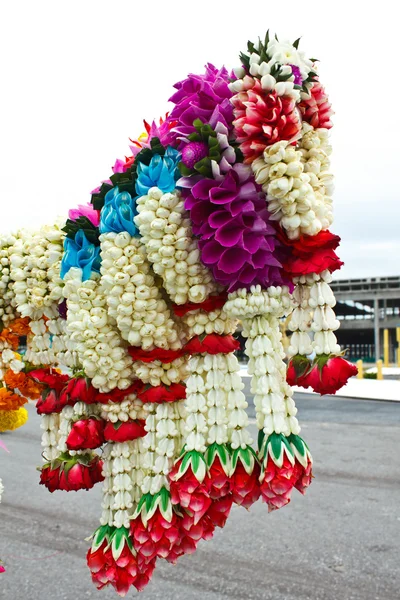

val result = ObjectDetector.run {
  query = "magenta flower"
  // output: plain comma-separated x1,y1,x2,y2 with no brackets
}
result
179,165,286,292
69,203,100,227
167,64,234,145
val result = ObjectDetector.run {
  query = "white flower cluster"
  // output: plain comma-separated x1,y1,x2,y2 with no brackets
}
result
10,223,64,319
287,278,315,357
0,477,4,503
140,402,183,495
40,413,61,462
0,347,24,379
131,357,189,387
24,317,55,366
231,38,313,101
57,401,98,455
0,235,17,327
63,268,133,392
100,231,181,350
135,187,219,305
306,271,340,355
100,393,147,423
224,352,253,450
252,141,323,239
184,355,211,453
100,439,145,529
182,307,237,338
224,285,292,320
46,315,67,365
298,122,334,231
243,314,300,436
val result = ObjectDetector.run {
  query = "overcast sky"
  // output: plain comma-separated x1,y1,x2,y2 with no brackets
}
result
0,0,398,280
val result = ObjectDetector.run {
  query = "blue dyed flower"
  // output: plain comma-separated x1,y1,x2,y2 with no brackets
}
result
61,230,101,281
135,147,181,197
99,186,137,236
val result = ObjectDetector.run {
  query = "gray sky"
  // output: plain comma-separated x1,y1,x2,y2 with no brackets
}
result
0,0,398,280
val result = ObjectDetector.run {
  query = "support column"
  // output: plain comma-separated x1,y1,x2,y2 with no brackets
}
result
374,298,380,362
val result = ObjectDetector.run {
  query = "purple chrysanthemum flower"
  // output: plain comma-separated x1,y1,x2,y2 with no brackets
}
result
179,165,287,292
167,64,234,145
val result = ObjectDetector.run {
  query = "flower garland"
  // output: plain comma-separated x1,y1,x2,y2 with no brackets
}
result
0,31,358,595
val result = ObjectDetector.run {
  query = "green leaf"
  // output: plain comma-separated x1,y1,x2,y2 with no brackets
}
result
179,451,192,476
205,443,218,468
257,429,265,453
231,448,240,472
288,434,306,457
217,444,228,467
91,525,111,552
191,451,200,474
269,433,283,462
160,487,170,515
111,528,126,561
293,37,301,50
239,447,251,468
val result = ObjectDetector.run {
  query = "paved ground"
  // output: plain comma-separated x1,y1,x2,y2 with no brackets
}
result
1,395,399,600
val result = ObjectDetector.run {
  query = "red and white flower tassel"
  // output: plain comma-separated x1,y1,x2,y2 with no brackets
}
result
225,285,312,511
287,271,357,394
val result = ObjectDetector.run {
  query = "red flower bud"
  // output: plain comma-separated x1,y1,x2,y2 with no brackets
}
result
66,418,105,450
104,420,146,443
301,355,358,395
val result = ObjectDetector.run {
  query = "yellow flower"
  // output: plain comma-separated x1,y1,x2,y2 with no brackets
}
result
0,407,28,432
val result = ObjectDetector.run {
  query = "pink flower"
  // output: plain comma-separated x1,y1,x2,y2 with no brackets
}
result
231,461,261,509
299,81,333,129
131,511,181,564
169,463,212,524
69,203,100,227
260,453,298,512
0,565,5,574
232,79,302,163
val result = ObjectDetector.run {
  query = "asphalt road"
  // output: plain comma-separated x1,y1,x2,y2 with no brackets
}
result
1,395,399,600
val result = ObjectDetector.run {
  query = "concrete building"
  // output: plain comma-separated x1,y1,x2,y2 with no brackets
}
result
331,276,400,362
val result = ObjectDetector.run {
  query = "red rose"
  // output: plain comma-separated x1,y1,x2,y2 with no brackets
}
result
39,465,61,493
36,388,73,415
104,420,146,443
301,355,358,395
172,294,228,317
286,355,312,387
65,377,97,404
277,228,344,278
185,334,240,355
54,456,104,492
95,381,144,404
127,346,185,363
29,368,69,392
231,461,261,509
66,418,105,450
138,383,186,404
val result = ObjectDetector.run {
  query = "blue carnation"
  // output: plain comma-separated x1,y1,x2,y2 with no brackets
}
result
99,186,137,236
135,147,181,197
60,230,101,281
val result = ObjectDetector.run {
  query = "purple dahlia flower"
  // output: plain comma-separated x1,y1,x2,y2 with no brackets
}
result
179,165,286,292
167,64,234,144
